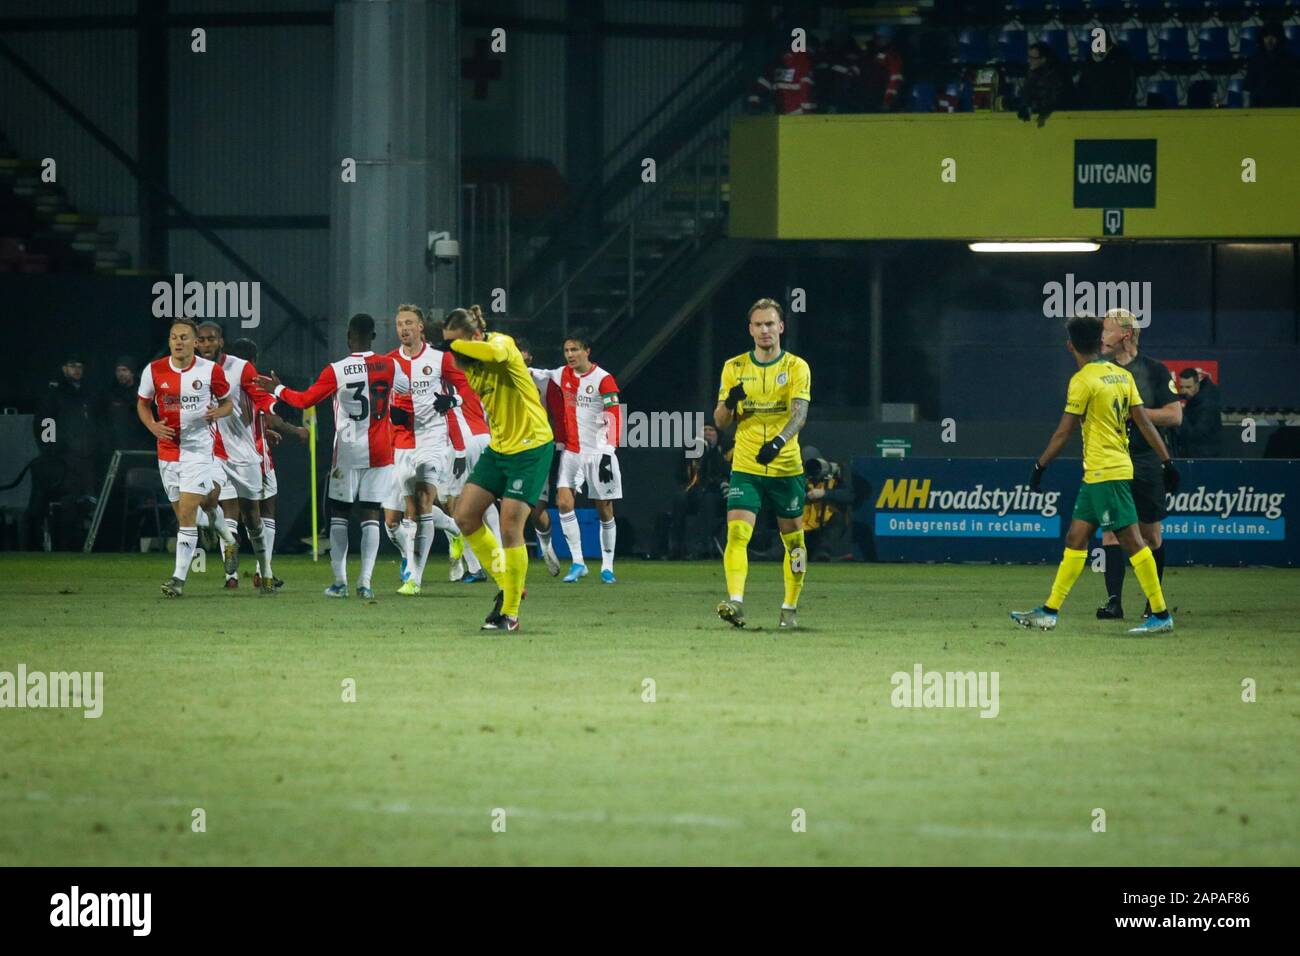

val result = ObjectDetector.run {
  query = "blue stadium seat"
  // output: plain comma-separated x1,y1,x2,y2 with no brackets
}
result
1223,75,1245,107
1049,0,1086,16
1214,0,1246,15
1197,26,1230,62
1158,24,1192,62
1288,24,1300,58
1238,24,1258,58
1186,77,1217,106
1166,0,1207,14
1122,27,1152,61
1006,0,1049,15
998,29,1029,65
910,82,937,112
958,29,991,65
1146,77,1180,106
1039,28,1072,62
1085,0,1128,14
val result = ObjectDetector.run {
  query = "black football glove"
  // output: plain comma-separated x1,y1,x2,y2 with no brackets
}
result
723,383,746,412
1161,459,1180,493
389,405,410,427
598,454,614,484
756,435,786,466
1029,461,1045,491
453,455,467,479
433,391,460,414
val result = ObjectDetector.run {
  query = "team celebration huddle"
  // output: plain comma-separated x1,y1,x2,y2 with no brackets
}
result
133,297,814,631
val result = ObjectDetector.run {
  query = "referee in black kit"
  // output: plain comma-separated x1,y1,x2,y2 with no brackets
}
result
1096,307,1184,620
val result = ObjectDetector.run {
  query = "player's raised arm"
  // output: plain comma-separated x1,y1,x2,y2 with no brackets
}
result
755,360,810,465
203,362,234,421
258,364,338,409
715,366,745,429
447,335,509,364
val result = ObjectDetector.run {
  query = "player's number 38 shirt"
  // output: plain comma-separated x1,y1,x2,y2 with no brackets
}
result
718,349,811,478
1065,359,1144,484
137,355,230,461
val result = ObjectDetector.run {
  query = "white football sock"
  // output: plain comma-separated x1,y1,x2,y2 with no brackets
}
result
173,527,198,581
414,513,436,585
599,518,616,573
261,517,276,577
224,517,240,574
537,526,557,561
329,517,349,585
359,520,380,589
399,517,416,569
246,522,268,578
208,508,235,546
559,509,585,567
484,502,502,544
430,505,459,534
195,508,209,528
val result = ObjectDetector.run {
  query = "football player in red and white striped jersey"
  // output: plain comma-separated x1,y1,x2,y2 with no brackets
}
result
256,313,410,599
196,321,278,593
227,337,309,592
136,318,237,597
552,331,623,584
382,304,475,594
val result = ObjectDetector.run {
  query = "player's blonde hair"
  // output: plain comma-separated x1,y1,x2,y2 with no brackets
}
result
444,304,487,336
1106,308,1140,347
396,303,425,323
747,297,783,321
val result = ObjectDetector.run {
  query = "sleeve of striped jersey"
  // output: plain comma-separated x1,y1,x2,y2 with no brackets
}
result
1064,372,1088,415
441,350,472,397
241,362,277,412
137,363,155,401
789,359,810,402
546,378,567,446
450,337,508,363
210,361,230,399
598,373,620,405
276,364,337,409
717,360,736,402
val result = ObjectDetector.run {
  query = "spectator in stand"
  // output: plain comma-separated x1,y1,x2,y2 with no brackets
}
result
861,25,905,111
660,423,730,559
103,356,151,457
801,447,856,561
1074,29,1135,110
1173,368,1222,458
1018,43,1071,124
814,25,865,114
1245,22,1300,107
28,352,101,548
747,45,816,115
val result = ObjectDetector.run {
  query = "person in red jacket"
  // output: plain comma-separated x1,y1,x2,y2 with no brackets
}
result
747,48,816,115
861,25,904,112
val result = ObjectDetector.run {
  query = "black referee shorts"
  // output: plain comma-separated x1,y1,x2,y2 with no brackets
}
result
1131,471,1167,524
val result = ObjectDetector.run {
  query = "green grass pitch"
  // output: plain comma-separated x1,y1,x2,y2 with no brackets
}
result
1,552,1296,866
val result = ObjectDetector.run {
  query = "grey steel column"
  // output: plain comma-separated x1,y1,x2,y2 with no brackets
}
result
331,0,460,356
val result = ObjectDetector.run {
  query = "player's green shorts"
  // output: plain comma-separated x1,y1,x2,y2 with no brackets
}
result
1073,478,1138,532
468,441,554,505
726,469,806,519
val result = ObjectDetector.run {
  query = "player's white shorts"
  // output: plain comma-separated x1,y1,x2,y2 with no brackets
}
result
260,466,278,500
328,464,395,505
158,457,223,503
382,448,454,511
218,458,264,501
446,432,490,497
557,449,622,500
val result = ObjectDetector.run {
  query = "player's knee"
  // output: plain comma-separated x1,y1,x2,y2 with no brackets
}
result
726,520,753,546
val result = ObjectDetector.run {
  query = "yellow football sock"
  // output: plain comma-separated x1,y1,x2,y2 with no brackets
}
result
723,520,753,601
780,529,807,609
466,524,506,590
502,544,528,616
1047,547,1089,610
1129,546,1167,614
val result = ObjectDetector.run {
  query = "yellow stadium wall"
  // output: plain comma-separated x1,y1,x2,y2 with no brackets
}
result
728,110,1300,240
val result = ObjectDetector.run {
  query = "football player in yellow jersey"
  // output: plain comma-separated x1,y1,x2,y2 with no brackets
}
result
713,298,812,630
442,305,555,632
1011,315,1181,635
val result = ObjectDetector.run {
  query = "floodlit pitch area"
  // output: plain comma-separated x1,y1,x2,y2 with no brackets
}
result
1,554,1296,866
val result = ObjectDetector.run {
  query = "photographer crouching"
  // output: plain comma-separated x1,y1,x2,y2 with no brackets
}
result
802,446,855,561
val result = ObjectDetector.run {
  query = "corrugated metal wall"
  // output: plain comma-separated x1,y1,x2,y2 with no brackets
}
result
167,25,331,215
0,30,139,215
511,31,565,171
